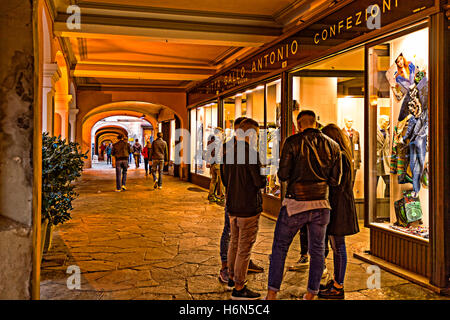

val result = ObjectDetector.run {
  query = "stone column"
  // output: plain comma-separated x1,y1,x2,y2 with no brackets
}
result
54,94,72,140
42,63,60,134
69,108,79,142
0,0,35,299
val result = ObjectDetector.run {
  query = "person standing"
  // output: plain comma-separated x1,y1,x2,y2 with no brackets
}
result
342,117,361,181
266,110,342,300
206,127,225,204
111,134,132,192
132,139,142,169
318,124,360,299
221,118,266,300
150,132,168,189
218,117,264,285
99,142,106,161
105,143,112,165
142,140,152,177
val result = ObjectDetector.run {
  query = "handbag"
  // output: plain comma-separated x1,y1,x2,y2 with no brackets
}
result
394,198,408,227
402,190,423,223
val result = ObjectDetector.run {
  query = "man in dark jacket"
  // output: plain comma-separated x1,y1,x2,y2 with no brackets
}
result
266,110,342,300
112,134,132,192
150,132,168,189
218,117,264,287
132,139,142,169
221,118,266,300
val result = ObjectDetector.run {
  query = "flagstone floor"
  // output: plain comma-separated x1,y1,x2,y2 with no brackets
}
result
40,164,448,300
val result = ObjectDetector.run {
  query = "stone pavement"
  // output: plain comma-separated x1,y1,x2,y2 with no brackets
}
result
40,165,449,300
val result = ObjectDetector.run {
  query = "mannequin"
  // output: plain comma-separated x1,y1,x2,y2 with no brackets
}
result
342,117,361,181
376,115,390,197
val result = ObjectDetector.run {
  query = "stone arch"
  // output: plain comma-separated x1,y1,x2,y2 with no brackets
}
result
94,126,129,158
81,104,160,167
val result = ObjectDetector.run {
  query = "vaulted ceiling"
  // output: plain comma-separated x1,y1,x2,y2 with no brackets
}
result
49,0,331,92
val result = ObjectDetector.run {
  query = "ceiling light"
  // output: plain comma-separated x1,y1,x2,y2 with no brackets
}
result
255,85,264,90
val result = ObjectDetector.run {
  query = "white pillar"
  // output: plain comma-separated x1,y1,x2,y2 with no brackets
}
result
68,108,79,142
54,94,72,140
42,63,61,133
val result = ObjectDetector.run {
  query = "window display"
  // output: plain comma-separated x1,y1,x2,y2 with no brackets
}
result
368,27,429,239
265,79,281,197
291,47,365,200
189,102,218,177
223,79,281,198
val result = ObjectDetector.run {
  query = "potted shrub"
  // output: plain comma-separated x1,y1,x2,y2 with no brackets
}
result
41,133,87,255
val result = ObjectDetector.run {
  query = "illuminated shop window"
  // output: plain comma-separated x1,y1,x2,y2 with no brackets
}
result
368,27,429,240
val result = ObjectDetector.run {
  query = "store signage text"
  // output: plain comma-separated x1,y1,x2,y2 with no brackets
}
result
313,0,398,45
206,39,299,94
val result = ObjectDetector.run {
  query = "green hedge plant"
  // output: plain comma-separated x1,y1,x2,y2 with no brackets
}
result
42,133,87,226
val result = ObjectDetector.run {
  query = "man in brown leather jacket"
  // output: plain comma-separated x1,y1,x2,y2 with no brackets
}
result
111,134,132,192
266,110,342,300
150,132,168,189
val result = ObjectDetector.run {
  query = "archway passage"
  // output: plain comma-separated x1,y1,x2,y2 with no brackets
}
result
89,115,153,170
80,102,161,168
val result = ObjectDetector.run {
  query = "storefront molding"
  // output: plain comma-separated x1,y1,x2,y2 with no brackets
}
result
367,225,430,278
354,251,446,295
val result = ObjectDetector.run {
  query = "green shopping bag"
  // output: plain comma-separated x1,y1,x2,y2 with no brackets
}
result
403,190,423,223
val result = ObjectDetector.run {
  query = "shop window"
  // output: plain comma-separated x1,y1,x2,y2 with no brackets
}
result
170,119,175,162
291,47,365,209
190,102,218,177
223,85,265,138
368,27,429,240
223,80,281,197
190,108,196,174
265,79,281,197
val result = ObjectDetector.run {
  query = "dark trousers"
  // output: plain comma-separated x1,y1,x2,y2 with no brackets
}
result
144,158,151,174
299,226,330,258
268,207,330,295
152,160,164,187
133,154,141,168
115,160,128,190
220,207,231,262
106,154,112,165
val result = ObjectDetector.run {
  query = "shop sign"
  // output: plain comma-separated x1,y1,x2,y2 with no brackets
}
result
188,0,434,104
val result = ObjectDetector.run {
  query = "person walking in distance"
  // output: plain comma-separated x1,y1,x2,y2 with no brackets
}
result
318,124,360,299
266,110,342,300
221,118,267,300
218,117,264,285
111,134,132,192
132,139,142,169
105,143,112,165
150,132,168,189
142,140,152,177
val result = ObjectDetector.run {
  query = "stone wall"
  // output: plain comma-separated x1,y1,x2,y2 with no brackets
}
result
0,0,36,299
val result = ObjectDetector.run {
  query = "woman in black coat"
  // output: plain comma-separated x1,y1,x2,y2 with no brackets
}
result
319,124,360,299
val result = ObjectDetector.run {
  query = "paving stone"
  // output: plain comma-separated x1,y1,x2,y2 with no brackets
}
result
40,169,449,300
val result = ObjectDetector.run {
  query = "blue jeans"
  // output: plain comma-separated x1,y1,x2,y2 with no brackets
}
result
329,235,347,286
268,206,330,295
410,136,426,193
152,160,164,187
220,207,231,263
115,160,128,190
